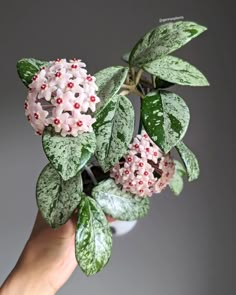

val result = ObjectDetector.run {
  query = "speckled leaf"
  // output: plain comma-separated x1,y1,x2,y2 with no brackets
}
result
42,126,96,181
121,52,131,63
176,141,200,181
93,94,135,172
141,90,190,153
169,160,186,196
129,21,207,66
36,163,83,228
143,56,209,86
75,196,112,276
94,66,129,115
92,178,150,221
17,58,49,87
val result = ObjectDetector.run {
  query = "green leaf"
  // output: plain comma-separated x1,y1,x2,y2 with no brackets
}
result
169,160,186,196
129,21,207,66
141,90,190,153
94,66,129,115
42,126,96,181
93,94,135,172
143,55,209,86
176,141,200,181
92,178,150,221
36,163,83,228
75,196,112,276
17,58,49,87
121,52,131,63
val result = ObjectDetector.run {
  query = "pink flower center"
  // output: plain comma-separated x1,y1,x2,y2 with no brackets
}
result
77,120,83,127
139,189,144,193
124,170,129,175
144,171,148,176
134,144,139,149
55,72,61,78
153,152,158,156
67,82,74,88
127,157,132,162
90,96,96,102
86,76,93,82
24,102,28,109
146,148,150,152
54,118,60,125
129,182,133,186
148,181,152,185
27,115,31,121
56,98,63,104
41,84,47,90
139,180,143,185
71,64,77,69
55,58,61,62
33,75,38,81
36,131,42,135
74,102,80,109
34,113,39,119
139,162,144,167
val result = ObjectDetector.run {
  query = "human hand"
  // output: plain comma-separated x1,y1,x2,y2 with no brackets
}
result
0,210,80,295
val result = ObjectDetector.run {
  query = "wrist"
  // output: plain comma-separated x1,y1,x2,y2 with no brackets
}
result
0,263,56,295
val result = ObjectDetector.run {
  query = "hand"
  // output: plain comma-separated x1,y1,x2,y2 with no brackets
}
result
0,210,79,295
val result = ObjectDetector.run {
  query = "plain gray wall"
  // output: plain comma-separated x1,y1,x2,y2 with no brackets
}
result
0,0,234,294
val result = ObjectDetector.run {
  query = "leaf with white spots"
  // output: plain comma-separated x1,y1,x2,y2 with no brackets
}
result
94,66,129,115
36,163,83,228
17,58,49,87
143,55,209,86
141,90,190,154
75,196,112,276
93,94,135,172
92,178,150,221
42,126,96,181
129,21,207,66
176,141,200,181
169,160,186,196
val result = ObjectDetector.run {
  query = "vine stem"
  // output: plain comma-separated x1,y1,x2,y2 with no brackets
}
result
85,165,97,185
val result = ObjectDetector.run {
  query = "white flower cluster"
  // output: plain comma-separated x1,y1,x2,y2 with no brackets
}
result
24,58,100,136
110,130,175,197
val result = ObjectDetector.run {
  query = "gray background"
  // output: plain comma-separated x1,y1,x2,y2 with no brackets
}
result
0,0,234,294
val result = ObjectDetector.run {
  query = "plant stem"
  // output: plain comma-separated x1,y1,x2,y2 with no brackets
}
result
85,165,97,185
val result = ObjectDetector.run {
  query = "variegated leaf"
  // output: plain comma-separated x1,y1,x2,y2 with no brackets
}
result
121,52,131,63
129,21,207,66
75,196,112,276
17,58,49,87
92,178,150,221
42,126,96,181
36,163,83,228
93,94,135,172
176,141,200,181
94,66,129,115
169,160,186,196
141,90,190,153
144,55,209,86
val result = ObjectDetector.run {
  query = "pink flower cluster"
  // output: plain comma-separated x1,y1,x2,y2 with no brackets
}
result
24,58,100,136
110,130,175,197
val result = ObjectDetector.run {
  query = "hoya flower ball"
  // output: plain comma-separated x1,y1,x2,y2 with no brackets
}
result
110,130,175,197
24,58,100,137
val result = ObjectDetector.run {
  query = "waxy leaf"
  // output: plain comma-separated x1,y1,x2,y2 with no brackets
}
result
17,58,49,87
129,21,207,66
121,52,131,63
141,90,190,153
144,55,209,86
169,160,186,196
92,178,150,221
93,94,135,172
36,163,83,228
176,141,200,181
94,66,129,114
75,196,112,276
42,126,96,181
